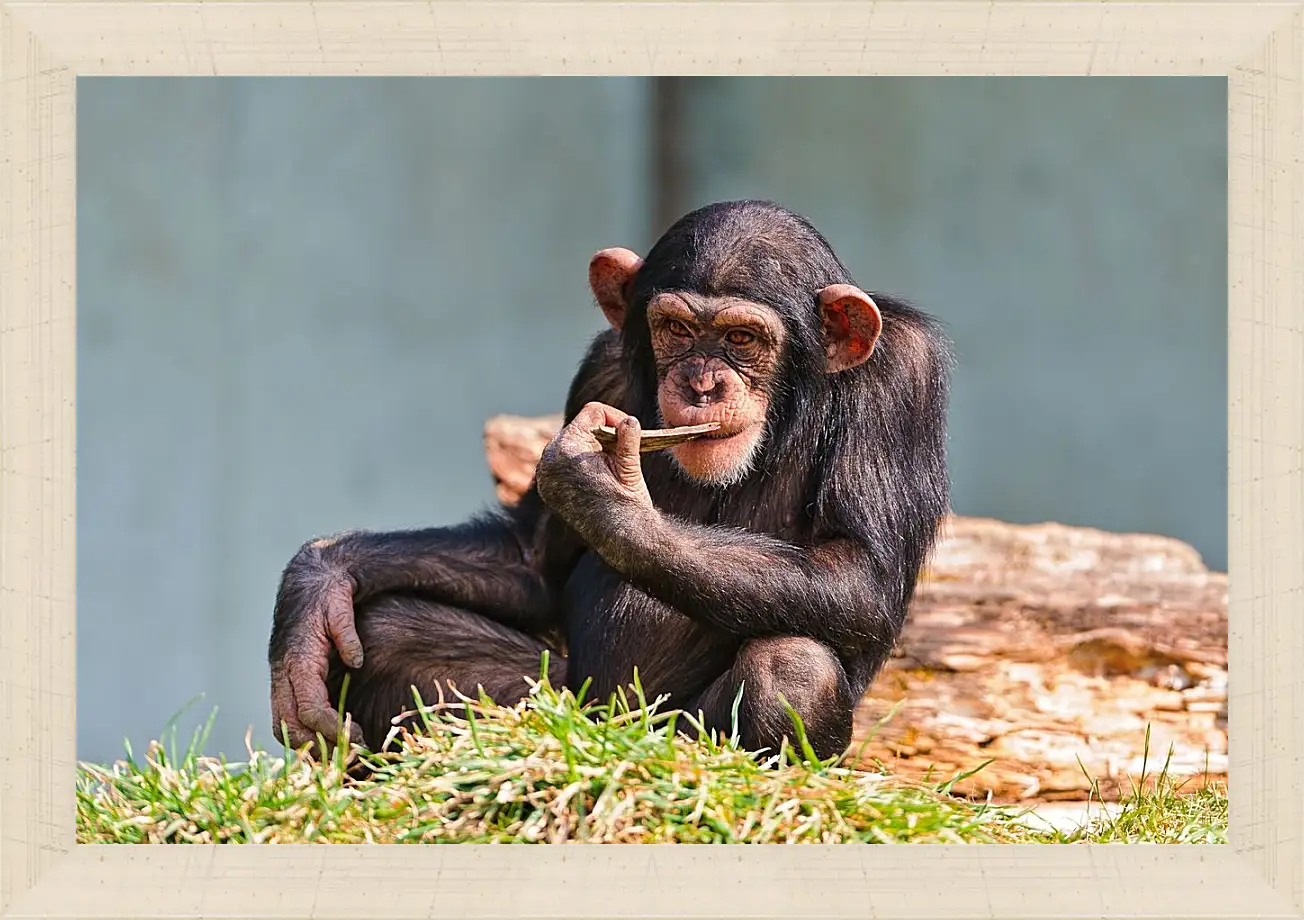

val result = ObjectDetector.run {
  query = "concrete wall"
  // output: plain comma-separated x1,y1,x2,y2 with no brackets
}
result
77,77,653,764
77,77,1225,765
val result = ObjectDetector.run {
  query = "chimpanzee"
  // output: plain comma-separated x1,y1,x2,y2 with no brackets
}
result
268,199,952,762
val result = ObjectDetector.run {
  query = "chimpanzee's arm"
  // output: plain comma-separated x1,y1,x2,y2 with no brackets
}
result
577,510,903,652
268,493,564,747
291,494,560,634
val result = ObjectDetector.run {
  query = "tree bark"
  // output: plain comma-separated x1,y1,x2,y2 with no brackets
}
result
484,414,1228,802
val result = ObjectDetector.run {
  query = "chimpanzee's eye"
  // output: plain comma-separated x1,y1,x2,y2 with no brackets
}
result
667,320,692,338
726,329,756,347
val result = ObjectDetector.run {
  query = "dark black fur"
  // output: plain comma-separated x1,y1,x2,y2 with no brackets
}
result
269,200,952,760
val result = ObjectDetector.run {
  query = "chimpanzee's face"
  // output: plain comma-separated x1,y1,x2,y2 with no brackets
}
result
645,292,785,486
586,241,883,488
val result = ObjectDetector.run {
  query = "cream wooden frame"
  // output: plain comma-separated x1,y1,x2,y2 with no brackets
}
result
1,3,1298,918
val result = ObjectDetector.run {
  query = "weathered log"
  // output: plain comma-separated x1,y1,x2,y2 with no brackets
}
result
483,414,1228,803
484,414,563,505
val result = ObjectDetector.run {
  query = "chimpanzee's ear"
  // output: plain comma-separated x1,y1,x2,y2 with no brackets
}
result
818,284,882,373
589,248,644,332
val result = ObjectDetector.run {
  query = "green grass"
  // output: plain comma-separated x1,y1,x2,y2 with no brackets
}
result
76,667,1227,845
1044,729,1228,845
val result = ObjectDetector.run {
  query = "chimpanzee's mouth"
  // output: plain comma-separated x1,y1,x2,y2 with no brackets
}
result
658,414,746,443
672,426,742,444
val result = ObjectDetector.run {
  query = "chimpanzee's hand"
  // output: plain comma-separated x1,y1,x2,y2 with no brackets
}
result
535,402,655,530
268,539,366,750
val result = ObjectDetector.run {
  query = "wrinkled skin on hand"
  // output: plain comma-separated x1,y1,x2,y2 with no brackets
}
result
534,401,656,536
269,541,366,750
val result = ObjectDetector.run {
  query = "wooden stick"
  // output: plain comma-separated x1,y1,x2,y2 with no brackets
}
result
592,422,721,452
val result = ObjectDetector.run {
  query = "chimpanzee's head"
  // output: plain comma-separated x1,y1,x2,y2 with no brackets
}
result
587,200,882,487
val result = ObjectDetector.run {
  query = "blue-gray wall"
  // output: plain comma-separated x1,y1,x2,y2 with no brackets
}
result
77,77,1226,765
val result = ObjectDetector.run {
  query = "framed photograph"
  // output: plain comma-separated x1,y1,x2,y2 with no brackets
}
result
1,3,1299,919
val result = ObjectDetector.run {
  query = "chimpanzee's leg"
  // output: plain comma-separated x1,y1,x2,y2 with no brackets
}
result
687,636,856,762
324,594,568,749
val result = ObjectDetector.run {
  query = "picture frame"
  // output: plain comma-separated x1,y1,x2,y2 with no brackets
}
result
0,2,1297,918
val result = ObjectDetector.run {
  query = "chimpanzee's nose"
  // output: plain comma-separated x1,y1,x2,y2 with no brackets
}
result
688,370,725,403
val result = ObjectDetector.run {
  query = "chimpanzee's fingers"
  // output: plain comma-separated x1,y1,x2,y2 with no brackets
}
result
270,716,307,750
286,655,359,746
296,701,363,748
556,403,632,461
571,402,630,438
590,402,633,428
321,581,365,670
613,416,645,491
270,669,314,748
273,717,321,751
297,707,364,748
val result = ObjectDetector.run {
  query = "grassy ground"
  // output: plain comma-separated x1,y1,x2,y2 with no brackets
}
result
77,668,1227,845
